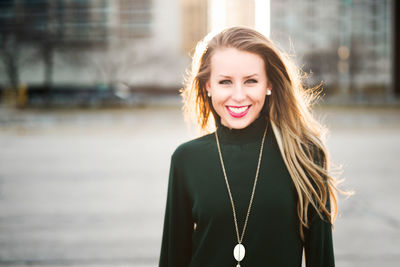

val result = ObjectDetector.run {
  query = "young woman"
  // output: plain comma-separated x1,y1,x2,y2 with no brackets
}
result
159,26,339,267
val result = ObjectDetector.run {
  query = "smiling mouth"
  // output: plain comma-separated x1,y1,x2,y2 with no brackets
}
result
226,105,251,118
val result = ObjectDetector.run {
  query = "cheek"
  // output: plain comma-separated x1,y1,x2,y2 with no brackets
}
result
211,90,229,104
211,96,225,111
250,89,267,104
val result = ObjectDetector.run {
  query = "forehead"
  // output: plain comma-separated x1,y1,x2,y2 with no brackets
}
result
210,47,265,76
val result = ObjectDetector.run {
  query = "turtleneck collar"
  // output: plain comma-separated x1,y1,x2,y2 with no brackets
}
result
215,114,268,144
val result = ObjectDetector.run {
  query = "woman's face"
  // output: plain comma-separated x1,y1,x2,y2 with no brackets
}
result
206,47,271,129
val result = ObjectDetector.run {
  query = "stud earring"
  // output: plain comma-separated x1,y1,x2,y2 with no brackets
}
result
266,89,272,95
207,92,211,97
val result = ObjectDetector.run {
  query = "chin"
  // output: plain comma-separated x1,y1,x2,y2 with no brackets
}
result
222,118,253,130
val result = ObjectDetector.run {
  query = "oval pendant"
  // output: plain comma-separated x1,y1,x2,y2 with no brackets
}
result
233,243,245,262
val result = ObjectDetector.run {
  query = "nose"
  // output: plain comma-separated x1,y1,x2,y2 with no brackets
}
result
231,83,246,102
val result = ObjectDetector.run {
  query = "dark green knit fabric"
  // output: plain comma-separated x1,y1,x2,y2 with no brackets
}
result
159,115,334,267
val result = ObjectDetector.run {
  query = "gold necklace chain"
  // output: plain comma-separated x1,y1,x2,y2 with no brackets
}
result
215,123,268,245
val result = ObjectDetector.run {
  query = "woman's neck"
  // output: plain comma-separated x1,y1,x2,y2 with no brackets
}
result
216,114,268,144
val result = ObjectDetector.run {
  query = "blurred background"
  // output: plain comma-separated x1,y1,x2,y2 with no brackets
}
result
0,0,399,266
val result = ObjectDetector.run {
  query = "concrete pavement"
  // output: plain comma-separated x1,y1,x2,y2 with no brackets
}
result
0,105,399,266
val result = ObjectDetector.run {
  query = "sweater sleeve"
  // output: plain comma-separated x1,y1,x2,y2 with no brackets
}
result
304,146,335,267
304,193,335,267
159,153,193,267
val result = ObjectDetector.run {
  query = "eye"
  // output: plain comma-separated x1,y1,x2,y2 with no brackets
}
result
219,79,232,85
245,79,258,84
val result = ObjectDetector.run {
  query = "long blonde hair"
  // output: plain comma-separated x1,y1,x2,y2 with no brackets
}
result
181,26,340,241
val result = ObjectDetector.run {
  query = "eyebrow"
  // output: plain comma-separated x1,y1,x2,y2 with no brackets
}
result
217,74,259,79
217,75,232,79
244,74,258,79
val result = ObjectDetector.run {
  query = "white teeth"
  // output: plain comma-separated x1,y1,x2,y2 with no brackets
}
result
228,106,249,113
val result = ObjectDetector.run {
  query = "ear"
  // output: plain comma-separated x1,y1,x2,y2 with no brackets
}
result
267,82,272,92
205,81,211,92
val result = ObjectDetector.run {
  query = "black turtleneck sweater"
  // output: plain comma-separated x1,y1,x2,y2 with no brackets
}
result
159,116,334,267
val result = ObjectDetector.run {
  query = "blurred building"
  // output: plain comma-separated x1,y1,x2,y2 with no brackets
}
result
181,0,258,55
225,0,255,28
270,0,392,95
0,0,184,89
51,0,152,42
0,0,395,100
182,0,208,54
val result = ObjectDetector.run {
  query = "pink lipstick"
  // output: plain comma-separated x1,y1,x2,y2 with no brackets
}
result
226,105,251,118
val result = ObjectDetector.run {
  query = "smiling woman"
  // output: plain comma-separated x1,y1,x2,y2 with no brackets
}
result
159,26,340,267
205,47,271,129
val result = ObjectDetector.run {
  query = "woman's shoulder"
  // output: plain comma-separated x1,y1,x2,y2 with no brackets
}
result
171,132,215,162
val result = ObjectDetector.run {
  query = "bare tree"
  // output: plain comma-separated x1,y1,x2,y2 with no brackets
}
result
22,1,63,88
0,3,27,89
0,1,61,89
